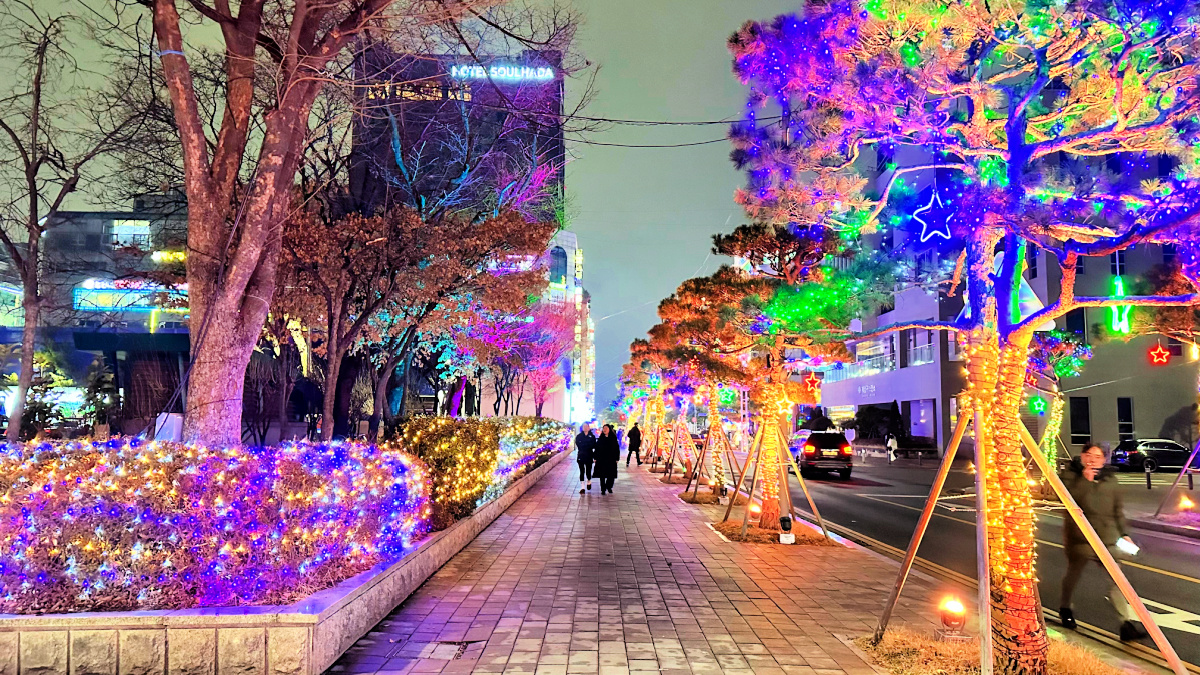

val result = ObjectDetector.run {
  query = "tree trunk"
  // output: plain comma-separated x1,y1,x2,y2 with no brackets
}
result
989,338,1049,674
6,294,39,442
368,352,402,440
321,342,343,441
447,377,466,417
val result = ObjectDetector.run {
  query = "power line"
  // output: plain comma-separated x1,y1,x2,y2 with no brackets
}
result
568,137,728,148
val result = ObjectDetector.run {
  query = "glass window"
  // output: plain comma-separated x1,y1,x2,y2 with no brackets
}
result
1169,338,1184,356
1027,247,1039,279
1117,397,1134,442
1065,308,1086,339
1110,250,1127,276
1164,244,1177,265
548,247,568,284
1075,256,1086,275
112,219,151,247
1069,397,1091,446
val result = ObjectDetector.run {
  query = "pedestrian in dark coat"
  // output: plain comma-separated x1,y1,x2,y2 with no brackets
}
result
595,424,621,494
575,424,597,494
1058,443,1144,641
626,422,643,466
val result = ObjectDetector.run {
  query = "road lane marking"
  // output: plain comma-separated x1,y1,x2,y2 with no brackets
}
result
1143,600,1200,636
847,493,1200,585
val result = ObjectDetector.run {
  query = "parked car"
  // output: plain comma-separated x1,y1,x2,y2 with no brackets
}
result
1111,439,1199,472
790,430,853,480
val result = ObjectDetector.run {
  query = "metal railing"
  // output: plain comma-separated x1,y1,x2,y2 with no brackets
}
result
823,353,896,383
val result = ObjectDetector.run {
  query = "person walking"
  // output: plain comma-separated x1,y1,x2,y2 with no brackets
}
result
575,424,597,494
595,424,621,494
1058,442,1146,641
626,422,643,466
886,434,899,463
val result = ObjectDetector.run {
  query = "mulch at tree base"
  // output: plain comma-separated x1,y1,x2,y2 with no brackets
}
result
712,520,838,546
678,490,721,504
659,474,692,484
855,626,1125,675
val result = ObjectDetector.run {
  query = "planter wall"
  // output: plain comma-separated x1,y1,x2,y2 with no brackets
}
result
0,449,570,675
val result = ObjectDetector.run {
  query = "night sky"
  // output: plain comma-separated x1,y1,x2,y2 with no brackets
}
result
565,0,795,411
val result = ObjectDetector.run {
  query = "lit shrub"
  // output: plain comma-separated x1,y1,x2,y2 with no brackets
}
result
397,417,572,528
0,439,429,613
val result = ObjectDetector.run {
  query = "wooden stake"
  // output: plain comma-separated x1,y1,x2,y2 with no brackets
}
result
781,428,830,540
973,409,993,675
1018,425,1188,675
722,425,763,523
872,411,970,644
740,434,765,537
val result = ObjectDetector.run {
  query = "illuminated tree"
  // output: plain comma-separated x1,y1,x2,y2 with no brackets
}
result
728,0,1200,669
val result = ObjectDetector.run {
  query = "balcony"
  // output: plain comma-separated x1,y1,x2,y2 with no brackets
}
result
907,342,936,367
823,352,896,383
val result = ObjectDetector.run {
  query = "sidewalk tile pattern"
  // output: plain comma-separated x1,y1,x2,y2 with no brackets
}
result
328,454,950,674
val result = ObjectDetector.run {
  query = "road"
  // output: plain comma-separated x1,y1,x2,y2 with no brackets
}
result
767,459,1200,669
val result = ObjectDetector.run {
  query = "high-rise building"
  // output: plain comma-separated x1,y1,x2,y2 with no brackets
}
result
351,46,591,422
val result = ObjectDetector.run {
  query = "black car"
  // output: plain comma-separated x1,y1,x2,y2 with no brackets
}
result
1111,439,1198,472
791,431,853,480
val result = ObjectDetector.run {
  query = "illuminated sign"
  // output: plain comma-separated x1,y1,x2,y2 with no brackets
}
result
449,64,555,81
74,278,187,313
1109,276,1131,334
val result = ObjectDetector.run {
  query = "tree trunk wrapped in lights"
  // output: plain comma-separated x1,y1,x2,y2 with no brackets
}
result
707,392,727,495
754,380,789,530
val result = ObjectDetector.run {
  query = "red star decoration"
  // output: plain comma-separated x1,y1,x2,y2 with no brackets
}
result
1150,343,1171,365
804,372,822,394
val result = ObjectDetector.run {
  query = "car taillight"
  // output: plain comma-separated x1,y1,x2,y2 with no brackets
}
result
840,444,851,454
804,444,816,455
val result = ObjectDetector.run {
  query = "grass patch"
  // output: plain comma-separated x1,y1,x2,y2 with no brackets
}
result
856,626,1126,675
679,490,721,504
713,520,838,545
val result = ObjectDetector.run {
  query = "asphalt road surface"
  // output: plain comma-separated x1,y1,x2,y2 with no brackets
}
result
772,459,1200,669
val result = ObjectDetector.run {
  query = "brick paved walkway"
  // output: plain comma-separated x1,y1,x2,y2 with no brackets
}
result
328,454,950,675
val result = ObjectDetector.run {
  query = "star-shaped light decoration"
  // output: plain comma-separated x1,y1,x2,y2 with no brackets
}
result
804,372,822,395
1149,343,1171,365
1029,396,1047,416
912,186,957,243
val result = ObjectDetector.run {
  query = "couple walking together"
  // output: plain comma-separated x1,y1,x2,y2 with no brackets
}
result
575,423,620,494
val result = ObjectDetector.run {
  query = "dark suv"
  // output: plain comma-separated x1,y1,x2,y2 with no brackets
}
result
1111,439,1198,472
792,431,853,480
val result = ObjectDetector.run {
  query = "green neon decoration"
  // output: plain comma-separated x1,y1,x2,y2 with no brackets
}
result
1109,276,1131,334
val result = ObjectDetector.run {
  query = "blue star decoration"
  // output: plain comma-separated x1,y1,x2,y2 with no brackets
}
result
912,187,957,243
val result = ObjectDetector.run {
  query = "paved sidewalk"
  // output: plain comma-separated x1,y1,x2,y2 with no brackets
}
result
328,454,952,675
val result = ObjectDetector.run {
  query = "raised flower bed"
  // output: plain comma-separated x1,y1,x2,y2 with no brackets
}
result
0,417,571,675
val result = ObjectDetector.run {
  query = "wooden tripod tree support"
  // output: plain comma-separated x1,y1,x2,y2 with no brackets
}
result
1153,440,1200,517
871,411,971,644
722,425,765,524
777,426,830,540
1018,425,1189,675
740,431,766,537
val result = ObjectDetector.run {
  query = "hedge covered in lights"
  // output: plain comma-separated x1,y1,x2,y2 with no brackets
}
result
396,417,572,529
0,417,571,614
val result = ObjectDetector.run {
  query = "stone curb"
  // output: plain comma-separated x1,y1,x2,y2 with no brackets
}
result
1129,517,1200,541
0,447,571,675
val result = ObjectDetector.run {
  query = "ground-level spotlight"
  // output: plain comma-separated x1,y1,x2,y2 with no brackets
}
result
936,596,969,642
1181,495,1196,510
779,515,794,544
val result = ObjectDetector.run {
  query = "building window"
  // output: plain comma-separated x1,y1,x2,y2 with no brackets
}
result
549,246,568,284
1075,256,1085,275
1065,308,1086,339
1027,247,1039,279
1164,244,1177,265
112,219,150,248
1069,397,1091,445
1117,397,1134,442
1110,250,1126,276
1168,338,1184,356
